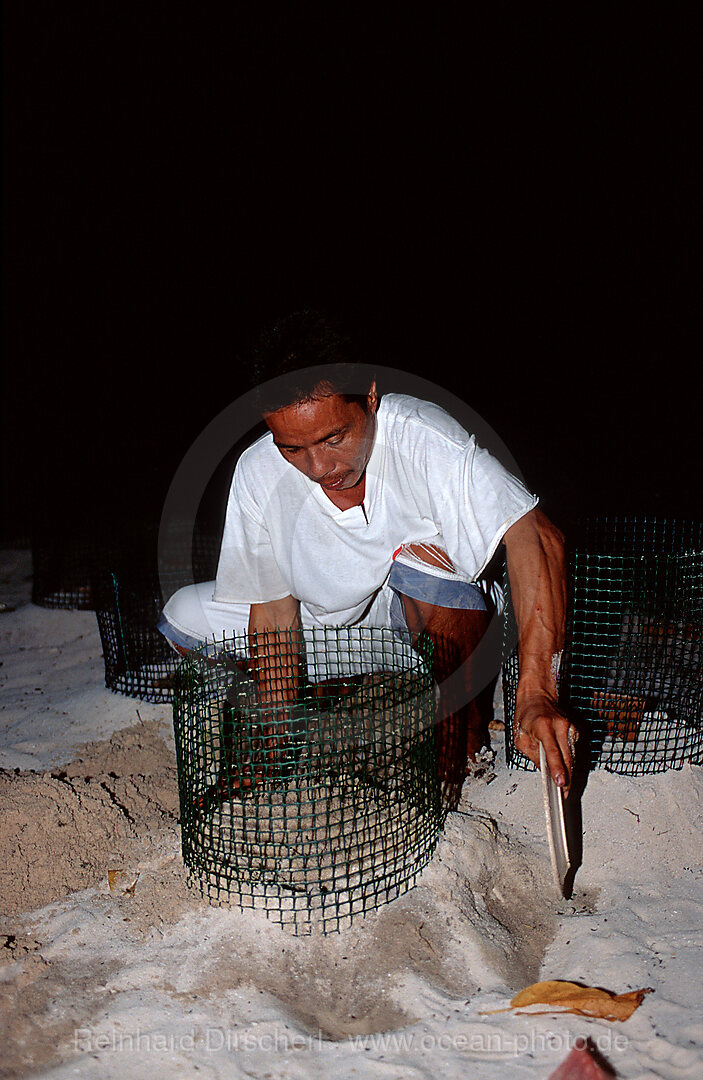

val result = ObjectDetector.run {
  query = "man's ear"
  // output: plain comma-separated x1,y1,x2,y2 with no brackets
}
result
367,379,378,412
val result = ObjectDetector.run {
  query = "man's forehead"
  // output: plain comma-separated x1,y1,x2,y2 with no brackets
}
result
265,392,356,436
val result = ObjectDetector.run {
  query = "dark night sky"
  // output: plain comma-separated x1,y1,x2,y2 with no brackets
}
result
2,6,701,544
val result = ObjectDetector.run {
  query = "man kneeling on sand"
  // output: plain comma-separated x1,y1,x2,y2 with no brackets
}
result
159,311,576,807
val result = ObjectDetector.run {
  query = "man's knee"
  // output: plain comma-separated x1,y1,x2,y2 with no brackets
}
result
399,591,488,640
159,581,215,654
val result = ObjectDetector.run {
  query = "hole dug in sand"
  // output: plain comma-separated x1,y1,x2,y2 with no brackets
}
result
154,805,557,1042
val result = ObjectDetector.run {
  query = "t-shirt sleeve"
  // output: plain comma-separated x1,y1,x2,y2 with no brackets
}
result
213,461,291,604
437,438,539,581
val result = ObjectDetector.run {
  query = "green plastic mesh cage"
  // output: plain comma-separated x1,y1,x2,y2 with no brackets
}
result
93,523,220,703
94,572,184,702
172,627,443,933
504,516,703,775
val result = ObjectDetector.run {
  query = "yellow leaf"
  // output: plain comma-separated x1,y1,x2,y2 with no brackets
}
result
107,869,140,895
510,980,653,1021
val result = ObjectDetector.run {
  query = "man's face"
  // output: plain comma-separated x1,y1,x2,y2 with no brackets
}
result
264,382,377,494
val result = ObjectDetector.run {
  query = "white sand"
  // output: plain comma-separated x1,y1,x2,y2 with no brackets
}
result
1,546,702,1080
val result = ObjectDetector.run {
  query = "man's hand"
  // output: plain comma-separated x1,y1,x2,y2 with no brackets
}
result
248,594,303,708
514,691,576,796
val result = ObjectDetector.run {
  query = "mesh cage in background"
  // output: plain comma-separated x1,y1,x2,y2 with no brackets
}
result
95,572,183,703
504,516,703,775
93,522,221,703
31,519,104,610
172,627,443,934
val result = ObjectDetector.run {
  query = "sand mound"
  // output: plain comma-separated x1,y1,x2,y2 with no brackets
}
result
0,719,180,918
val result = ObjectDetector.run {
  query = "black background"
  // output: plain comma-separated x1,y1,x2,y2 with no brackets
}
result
3,5,701,545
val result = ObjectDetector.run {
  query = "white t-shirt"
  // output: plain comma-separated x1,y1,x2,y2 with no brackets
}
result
214,394,538,627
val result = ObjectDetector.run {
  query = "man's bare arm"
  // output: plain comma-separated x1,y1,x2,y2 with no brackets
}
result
249,595,301,637
248,596,303,708
503,507,575,792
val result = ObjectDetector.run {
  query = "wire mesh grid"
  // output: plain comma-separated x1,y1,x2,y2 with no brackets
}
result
95,572,183,702
172,627,443,934
504,516,703,775
31,525,101,610
93,523,220,702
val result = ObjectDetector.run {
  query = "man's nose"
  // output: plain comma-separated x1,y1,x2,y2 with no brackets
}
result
305,445,332,480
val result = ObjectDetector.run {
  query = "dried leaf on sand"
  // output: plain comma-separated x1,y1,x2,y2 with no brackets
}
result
511,980,653,1020
484,979,653,1021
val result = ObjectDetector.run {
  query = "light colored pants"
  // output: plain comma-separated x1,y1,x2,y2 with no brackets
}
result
158,559,487,671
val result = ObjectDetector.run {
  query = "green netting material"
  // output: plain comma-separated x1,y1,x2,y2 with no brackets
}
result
172,627,442,933
92,523,220,703
504,516,703,775
95,573,182,703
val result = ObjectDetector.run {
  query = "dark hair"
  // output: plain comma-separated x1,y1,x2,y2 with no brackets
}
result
247,309,375,414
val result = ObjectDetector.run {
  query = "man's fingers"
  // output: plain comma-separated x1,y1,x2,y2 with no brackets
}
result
515,714,576,795
542,720,577,795
542,730,570,791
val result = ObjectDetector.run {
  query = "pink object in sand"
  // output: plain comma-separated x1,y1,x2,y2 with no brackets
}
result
547,1042,616,1079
